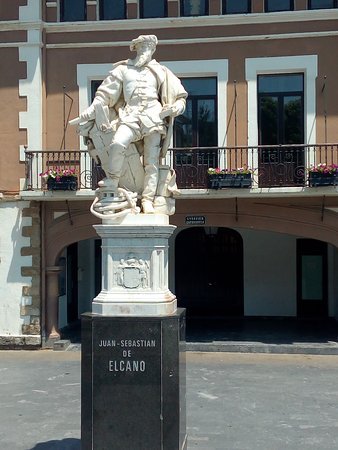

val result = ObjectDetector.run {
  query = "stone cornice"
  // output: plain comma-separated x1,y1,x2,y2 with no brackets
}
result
44,30,338,49
1,9,338,33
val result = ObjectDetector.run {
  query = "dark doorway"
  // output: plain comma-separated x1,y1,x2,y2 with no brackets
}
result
297,239,328,318
175,227,244,317
258,73,304,187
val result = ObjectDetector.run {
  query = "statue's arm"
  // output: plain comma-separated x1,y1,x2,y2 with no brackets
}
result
159,65,188,119
69,70,123,125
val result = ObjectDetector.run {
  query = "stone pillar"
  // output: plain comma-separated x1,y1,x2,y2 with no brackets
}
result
46,266,62,340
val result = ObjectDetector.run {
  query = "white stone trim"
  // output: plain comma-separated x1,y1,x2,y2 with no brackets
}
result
76,59,228,168
19,0,42,21
19,31,43,151
77,60,228,147
77,63,113,131
163,60,228,149
245,55,318,171
18,2,43,186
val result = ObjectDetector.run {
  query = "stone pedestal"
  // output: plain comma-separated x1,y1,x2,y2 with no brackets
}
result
82,213,186,449
92,214,177,316
81,311,187,450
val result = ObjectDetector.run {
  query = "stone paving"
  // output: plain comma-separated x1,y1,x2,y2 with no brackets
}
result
1,351,338,449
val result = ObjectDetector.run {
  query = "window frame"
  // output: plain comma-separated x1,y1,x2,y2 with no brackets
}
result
264,0,294,12
139,0,168,18
245,55,318,173
60,0,87,22
99,0,127,20
180,0,209,17
222,0,251,14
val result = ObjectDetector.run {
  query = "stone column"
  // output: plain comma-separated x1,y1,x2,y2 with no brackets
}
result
46,266,62,340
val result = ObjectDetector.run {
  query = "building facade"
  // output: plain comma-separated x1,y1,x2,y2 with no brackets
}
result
1,0,338,347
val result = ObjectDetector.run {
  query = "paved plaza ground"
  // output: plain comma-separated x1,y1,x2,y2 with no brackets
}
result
0,350,338,449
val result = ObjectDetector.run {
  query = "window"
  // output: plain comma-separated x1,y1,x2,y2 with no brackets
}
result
99,0,126,20
181,0,208,16
264,0,294,12
60,0,86,21
258,74,304,145
173,77,218,188
222,0,251,14
257,73,304,187
174,77,217,147
308,0,337,8
140,0,167,18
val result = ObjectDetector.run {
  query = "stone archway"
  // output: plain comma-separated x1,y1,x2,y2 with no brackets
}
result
43,202,98,340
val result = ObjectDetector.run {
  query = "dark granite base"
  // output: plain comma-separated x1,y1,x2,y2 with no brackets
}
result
81,310,186,450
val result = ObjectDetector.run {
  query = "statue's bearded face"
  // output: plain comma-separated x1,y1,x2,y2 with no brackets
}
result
134,43,155,67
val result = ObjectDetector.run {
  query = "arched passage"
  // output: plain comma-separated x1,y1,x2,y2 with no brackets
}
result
175,227,244,317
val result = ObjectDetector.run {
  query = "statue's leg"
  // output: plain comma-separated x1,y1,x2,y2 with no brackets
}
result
101,125,135,192
142,132,161,213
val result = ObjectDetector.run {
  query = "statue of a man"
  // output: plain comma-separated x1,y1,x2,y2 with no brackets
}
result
71,35,187,214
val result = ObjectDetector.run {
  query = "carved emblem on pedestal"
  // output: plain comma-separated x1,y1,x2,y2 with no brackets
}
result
117,258,149,289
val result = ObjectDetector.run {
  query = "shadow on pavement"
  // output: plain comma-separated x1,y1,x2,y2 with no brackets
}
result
28,439,81,450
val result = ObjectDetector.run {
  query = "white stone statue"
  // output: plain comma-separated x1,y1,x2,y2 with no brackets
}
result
70,34,187,218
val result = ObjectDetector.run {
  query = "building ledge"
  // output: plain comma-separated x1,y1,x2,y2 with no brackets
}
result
18,185,338,202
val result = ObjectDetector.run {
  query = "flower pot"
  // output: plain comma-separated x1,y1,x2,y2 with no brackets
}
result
208,173,252,189
308,172,337,187
47,176,78,191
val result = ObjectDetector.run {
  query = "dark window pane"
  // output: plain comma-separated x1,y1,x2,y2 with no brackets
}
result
259,96,279,145
265,0,294,12
198,99,217,147
258,74,303,93
284,96,303,144
181,77,217,96
181,0,208,16
60,0,86,21
308,0,335,8
222,0,251,14
100,0,126,20
91,80,103,101
140,0,167,18
174,99,193,147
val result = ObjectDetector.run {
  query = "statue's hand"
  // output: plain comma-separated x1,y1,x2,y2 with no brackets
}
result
159,105,176,119
69,117,81,126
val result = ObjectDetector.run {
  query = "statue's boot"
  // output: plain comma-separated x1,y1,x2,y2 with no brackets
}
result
142,199,155,214
99,142,127,195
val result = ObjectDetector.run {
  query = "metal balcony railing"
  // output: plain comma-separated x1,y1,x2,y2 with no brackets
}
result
23,144,338,191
